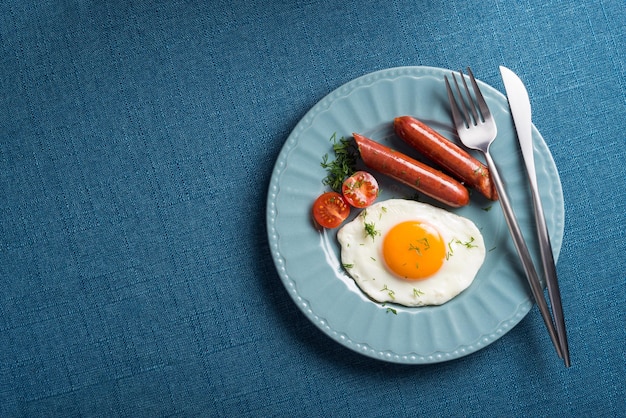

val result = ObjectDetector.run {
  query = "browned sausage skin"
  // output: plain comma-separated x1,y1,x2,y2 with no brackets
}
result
394,116,498,201
353,133,470,208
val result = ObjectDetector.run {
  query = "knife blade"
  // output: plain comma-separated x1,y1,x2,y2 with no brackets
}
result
500,65,571,367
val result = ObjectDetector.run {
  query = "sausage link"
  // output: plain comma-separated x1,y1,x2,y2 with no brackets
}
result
394,116,498,201
353,133,470,208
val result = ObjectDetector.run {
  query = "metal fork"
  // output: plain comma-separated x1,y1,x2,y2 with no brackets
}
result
445,68,562,359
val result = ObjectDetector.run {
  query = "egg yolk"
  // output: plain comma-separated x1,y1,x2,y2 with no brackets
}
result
382,221,446,280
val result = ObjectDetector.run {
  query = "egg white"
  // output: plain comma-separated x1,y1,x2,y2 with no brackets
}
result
337,199,485,307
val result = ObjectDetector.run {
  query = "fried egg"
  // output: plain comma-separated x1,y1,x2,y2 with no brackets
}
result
337,199,485,307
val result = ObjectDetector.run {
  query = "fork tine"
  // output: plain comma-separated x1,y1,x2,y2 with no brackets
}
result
459,69,480,125
444,76,464,129
466,67,491,122
449,72,472,128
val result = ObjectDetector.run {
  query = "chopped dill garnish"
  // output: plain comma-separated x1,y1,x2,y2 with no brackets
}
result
408,243,423,256
474,167,488,177
446,240,455,259
409,237,431,257
381,284,395,300
459,237,477,248
386,307,397,315
364,221,381,241
342,263,354,269
482,205,493,212
447,237,478,259
413,288,424,297
320,133,358,192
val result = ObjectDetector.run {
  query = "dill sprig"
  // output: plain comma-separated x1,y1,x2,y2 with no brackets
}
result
381,284,395,300
320,133,358,192
364,221,381,241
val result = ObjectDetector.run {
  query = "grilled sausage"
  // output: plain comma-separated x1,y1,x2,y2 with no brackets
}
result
394,116,498,201
353,133,470,208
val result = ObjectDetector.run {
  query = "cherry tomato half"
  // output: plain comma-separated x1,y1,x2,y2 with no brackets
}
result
312,192,350,229
342,171,379,208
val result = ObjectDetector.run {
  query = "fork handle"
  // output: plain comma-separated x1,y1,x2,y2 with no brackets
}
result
483,151,563,358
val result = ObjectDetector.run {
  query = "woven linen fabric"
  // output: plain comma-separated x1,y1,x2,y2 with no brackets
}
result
1,0,624,416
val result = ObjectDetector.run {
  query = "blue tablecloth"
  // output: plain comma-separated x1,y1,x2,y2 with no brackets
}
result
1,1,624,416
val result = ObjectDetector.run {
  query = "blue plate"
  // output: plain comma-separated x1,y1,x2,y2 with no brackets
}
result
266,66,564,364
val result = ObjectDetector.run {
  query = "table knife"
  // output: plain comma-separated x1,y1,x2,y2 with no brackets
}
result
500,66,570,367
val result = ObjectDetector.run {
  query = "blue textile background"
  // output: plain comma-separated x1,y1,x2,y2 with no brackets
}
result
1,0,624,416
